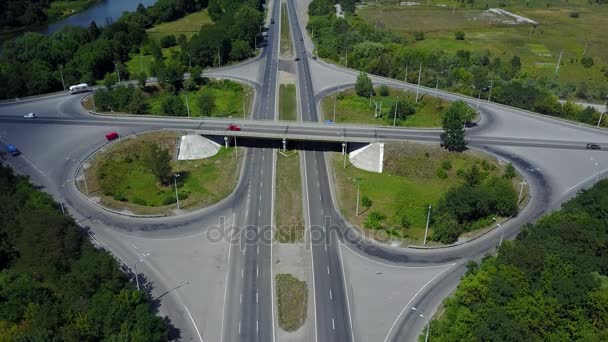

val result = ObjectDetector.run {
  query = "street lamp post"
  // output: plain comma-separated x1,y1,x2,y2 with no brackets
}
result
59,65,66,91
598,95,608,127
114,62,121,83
416,63,422,103
488,80,494,102
423,204,431,245
412,307,430,342
174,173,180,209
184,92,190,117
393,96,399,127
355,182,360,216
517,180,526,204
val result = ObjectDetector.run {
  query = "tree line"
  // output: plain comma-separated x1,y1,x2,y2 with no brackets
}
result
308,0,607,127
0,0,264,99
0,164,169,340
429,179,608,340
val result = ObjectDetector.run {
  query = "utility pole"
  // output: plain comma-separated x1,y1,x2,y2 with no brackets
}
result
488,80,494,102
243,91,246,119
355,183,360,216
555,50,563,75
404,64,408,83
59,65,66,91
476,89,481,109
217,47,221,67
115,62,121,83
393,96,399,126
234,136,238,159
184,93,190,117
518,180,526,204
416,63,422,103
345,51,348,68
435,76,440,97
333,88,338,122
423,204,431,245
134,262,141,291
174,174,180,209
599,96,608,127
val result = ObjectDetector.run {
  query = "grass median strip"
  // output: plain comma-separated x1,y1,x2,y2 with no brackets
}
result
280,3,293,56
276,273,307,332
275,151,304,243
279,84,297,121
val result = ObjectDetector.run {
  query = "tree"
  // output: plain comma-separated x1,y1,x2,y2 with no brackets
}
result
440,102,469,152
341,0,356,14
388,97,416,120
103,72,118,89
229,40,252,61
455,31,466,40
511,55,521,72
160,34,177,48
198,91,216,116
355,72,374,97
160,95,186,116
141,142,172,183
464,164,483,187
581,56,594,68
504,163,516,179
136,72,147,89
378,85,390,96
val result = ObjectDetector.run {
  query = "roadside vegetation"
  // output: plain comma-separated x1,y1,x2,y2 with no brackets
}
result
90,78,252,118
83,131,240,215
0,0,100,34
0,164,167,340
275,151,304,243
0,0,264,99
276,273,308,332
321,82,449,127
279,84,297,121
332,142,524,244
308,0,608,127
429,179,608,340
280,3,293,56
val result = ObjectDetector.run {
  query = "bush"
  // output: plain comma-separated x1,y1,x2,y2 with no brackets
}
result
132,197,147,205
160,34,177,48
378,85,390,96
481,159,490,171
581,56,594,68
160,95,186,116
503,163,516,179
436,168,448,179
394,208,411,229
414,31,424,41
441,160,453,170
361,195,372,208
455,31,466,40
355,72,374,97
364,211,386,230
163,196,177,205
569,12,579,18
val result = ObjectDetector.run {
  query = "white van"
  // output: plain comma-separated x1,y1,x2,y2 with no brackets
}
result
69,83,89,94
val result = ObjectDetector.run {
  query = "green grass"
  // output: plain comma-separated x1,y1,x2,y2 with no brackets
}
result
280,4,293,56
125,47,180,77
145,80,253,118
321,87,448,127
275,151,304,243
358,1,608,93
332,142,517,243
279,84,297,121
276,273,307,332
82,131,241,215
146,9,212,40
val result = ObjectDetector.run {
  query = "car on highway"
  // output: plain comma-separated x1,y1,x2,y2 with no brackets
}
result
105,132,119,141
294,57,300,62
23,112,36,119
271,19,275,24
464,121,477,128
312,56,317,60
6,144,20,156
228,124,241,131
586,143,601,150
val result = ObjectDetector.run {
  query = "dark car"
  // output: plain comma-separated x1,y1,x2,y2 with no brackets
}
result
586,143,601,150
271,19,275,24
312,55,317,60
464,121,478,128
105,132,119,141
294,57,300,62
228,124,242,131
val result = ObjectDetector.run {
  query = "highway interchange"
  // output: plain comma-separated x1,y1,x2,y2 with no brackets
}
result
1,0,608,341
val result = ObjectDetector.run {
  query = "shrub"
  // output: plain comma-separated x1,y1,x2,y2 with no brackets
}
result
569,12,579,18
481,159,490,171
378,85,390,96
394,209,411,229
455,31,466,40
364,211,386,230
160,34,177,48
581,56,594,68
355,72,374,97
504,163,516,179
361,195,372,208
132,197,147,205
436,168,448,179
441,160,453,170
163,196,177,205
160,95,186,116
414,31,424,41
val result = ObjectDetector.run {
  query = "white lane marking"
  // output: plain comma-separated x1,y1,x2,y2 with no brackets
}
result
342,242,457,269
302,152,319,342
257,265,259,278
242,268,244,278
239,321,241,335
257,245,260,255
327,265,330,274
256,292,259,303
259,209,261,217
382,263,458,342
332,318,335,330
257,320,259,333
240,294,242,304
242,248,245,255
219,212,235,342
177,295,204,342
270,149,277,342
329,289,333,300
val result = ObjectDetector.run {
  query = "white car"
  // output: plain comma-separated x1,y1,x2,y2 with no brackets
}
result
24,112,36,119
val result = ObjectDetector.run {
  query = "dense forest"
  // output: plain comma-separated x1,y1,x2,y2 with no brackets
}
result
0,0,263,99
429,179,608,341
308,0,607,127
0,164,168,340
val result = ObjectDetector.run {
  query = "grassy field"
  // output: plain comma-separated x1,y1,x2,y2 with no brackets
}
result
358,0,608,93
280,3,293,56
146,80,253,118
275,151,304,243
147,9,212,40
279,84,297,121
125,46,180,76
321,87,448,127
331,142,524,243
81,131,241,215
276,273,307,332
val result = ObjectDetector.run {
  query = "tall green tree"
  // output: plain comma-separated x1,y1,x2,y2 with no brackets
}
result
355,72,374,97
141,142,172,183
198,91,216,116
440,103,468,152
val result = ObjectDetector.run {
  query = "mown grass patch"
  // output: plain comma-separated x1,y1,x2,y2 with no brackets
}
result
331,142,523,243
276,273,307,332
146,9,212,40
125,46,180,76
82,131,241,215
279,84,297,121
280,3,293,56
275,151,304,243
321,88,448,127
